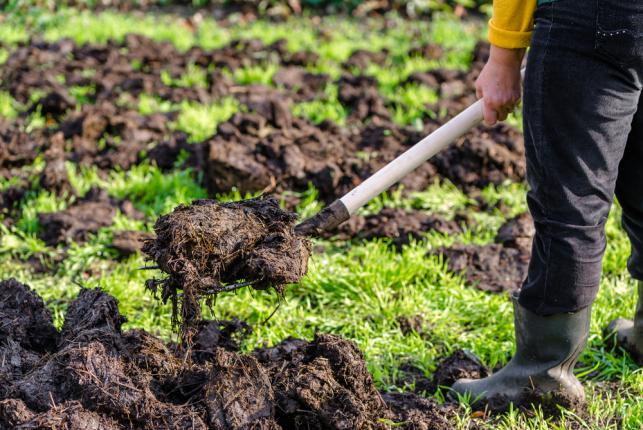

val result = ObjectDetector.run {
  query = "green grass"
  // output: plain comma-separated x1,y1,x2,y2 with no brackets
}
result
68,84,96,105
386,83,439,126
1,7,641,429
137,93,176,115
173,97,240,142
0,91,21,118
66,162,209,216
230,63,279,86
292,83,348,125
161,63,209,89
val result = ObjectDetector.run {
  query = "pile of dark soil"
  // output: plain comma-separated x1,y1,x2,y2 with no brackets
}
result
327,207,464,247
431,123,525,190
337,75,390,122
0,120,51,178
494,212,534,254
398,349,489,394
59,101,176,171
430,349,489,388
142,196,310,335
0,279,460,429
38,187,143,247
0,183,28,223
110,230,155,257
272,67,329,101
436,244,529,293
205,105,524,203
344,48,389,69
203,111,444,202
431,213,534,292
38,132,74,196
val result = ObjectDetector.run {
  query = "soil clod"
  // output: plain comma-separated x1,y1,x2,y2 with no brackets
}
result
331,208,463,247
382,392,455,430
434,244,529,292
431,212,534,293
37,187,138,247
110,230,154,257
495,212,534,254
431,349,489,388
193,318,252,360
0,278,59,353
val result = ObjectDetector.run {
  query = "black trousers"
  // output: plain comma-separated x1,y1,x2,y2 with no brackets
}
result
519,0,643,315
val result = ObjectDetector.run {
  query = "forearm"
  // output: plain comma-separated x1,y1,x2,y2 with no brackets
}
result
489,45,526,67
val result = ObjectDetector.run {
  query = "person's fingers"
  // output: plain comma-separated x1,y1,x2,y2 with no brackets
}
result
477,78,522,124
496,96,519,122
482,100,498,126
512,93,522,106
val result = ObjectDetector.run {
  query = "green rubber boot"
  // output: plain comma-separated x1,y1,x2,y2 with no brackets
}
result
605,281,643,366
451,292,590,410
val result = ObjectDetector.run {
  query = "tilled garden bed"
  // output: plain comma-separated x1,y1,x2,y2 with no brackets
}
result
0,36,525,204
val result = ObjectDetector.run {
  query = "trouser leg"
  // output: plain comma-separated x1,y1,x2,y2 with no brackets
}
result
615,96,643,280
606,103,643,365
519,0,643,316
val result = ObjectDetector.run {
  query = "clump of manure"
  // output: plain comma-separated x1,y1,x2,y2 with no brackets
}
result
143,196,310,341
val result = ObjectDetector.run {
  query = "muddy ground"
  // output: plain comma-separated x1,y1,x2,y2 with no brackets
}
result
432,213,534,292
326,207,466,248
0,279,470,430
0,36,524,205
37,187,145,247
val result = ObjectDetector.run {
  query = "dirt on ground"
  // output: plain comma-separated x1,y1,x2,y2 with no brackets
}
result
487,390,587,418
110,230,155,257
0,279,465,430
142,196,310,337
0,37,525,206
0,183,28,224
431,213,534,292
203,106,524,202
431,123,525,191
0,121,51,179
494,212,534,254
328,208,465,247
430,349,489,388
38,187,143,247
397,349,489,395
435,244,529,293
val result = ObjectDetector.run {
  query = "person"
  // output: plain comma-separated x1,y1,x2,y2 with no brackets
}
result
450,0,643,407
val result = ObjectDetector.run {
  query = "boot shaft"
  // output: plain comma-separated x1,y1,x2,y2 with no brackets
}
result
511,292,591,368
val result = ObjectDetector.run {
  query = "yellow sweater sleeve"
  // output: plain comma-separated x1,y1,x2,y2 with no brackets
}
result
488,0,538,49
